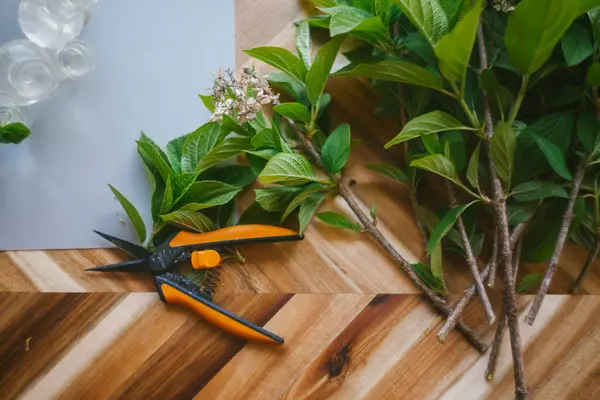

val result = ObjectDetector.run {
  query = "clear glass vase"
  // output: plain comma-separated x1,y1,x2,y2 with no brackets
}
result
18,0,98,49
0,106,27,125
0,39,95,107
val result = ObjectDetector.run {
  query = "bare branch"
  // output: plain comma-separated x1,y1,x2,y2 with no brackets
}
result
526,159,586,324
488,227,499,287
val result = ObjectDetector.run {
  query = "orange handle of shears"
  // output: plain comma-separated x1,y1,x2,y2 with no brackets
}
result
169,224,301,248
160,283,283,344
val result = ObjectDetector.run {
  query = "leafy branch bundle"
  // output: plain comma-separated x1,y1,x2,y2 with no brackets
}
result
107,0,600,398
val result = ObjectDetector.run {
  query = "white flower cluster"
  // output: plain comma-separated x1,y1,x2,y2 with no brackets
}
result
492,0,514,12
209,67,279,123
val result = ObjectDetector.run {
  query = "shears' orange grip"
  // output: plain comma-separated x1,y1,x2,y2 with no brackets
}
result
160,284,281,344
191,250,221,269
169,224,300,247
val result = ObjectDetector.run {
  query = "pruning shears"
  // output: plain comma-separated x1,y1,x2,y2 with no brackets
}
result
88,224,303,344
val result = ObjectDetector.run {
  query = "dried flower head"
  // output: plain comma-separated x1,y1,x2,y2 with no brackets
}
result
492,0,514,12
209,67,279,123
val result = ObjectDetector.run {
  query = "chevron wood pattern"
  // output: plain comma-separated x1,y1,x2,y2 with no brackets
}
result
0,293,599,399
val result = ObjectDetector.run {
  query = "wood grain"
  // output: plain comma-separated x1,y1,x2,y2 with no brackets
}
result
0,0,598,295
0,292,598,399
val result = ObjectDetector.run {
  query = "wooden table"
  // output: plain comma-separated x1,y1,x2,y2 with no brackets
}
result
1,1,599,399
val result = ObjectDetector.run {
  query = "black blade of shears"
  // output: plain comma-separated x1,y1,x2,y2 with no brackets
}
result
94,230,151,259
86,258,150,273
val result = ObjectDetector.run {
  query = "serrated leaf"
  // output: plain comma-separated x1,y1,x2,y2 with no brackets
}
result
404,32,438,66
165,133,190,174
561,23,594,67
255,186,303,212
245,148,280,160
259,153,322,186
109,185,146,243
505,0,600,75
426,201,478,255
410,154,463,188
161,210,215,233
531,134,573,180
281,185,328,222
517,273,544,293
434,3,482,85
491,122,515,186
198,94,215,113
172,173,198,205
196,136,252,174
0,122,31,144
321,123,351,173
396,0,449,45
137,133,172,181
334,60,444,91
295,20,312,67
466,142,481,190
385,111,476,149
265,72,306,102
586,63,600,86
160,176,173,215
306,36,344,106
181,122,226,173
251,128,283,150
273,102,312,123
365,163,409,186
199,165,256,188
298,192,327,233
323,6,389,46
316,211,362,232
243,47,307,82
174,181,242,211
511,181,569,201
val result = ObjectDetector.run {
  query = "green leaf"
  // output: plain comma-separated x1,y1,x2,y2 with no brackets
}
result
491,122,515,186
586,63,600,86
324,6,390,46
273,102,312,123
198,94,215,113
505,0,600,75
321,123,351,173
298,192,327,233
410,154,465,190
160,176,173,215
385,111,476,149
196,136,253,174
422,134,443,155
334,60,444,91
171,173,199,205
466,142,481,190
578,111,600,152
251,128,282,150
589,7,600,46
265,72,306,102
255,186,303,212
517,273,544,293
522,200,564,263
161,210,215,233
180,122,226,173
238,202,281,226
561,23,594,66
396,0,449,45
259,153,323,186
306,36,344,106
410,263,446,294
281,185,328,222
370,203,377,220
316,211,361,232
199,165,256,188
434,3,482,85
0,122,31,144
511,181,569,201
243,47,307,82
403,32,438,66
174,181,242,211
365,163,409,186
108,185,146,243
531,134,573,180
507,201,538,226
479,69,514,117
430,241,444,284
137,133,172,180
426,201,477,255
295,20,312,67
165,133,190,174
